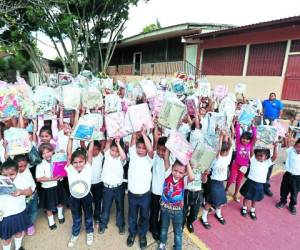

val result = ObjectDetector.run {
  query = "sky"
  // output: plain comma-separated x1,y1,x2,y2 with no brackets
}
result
38,0,300,59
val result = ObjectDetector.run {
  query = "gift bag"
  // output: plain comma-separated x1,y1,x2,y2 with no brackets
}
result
105,94,121,113
257,125,277,146
105,111,133,138
62,85,81,109
0,176,17,195
51,153,68,177
4,128,31,155
166,131,193,165
139,80,158,99
185,98,197,116
58,72,73,86
214,85,228,99
273,119,290,137
80,70,94,80
34,86,57,114
28,146,42,166
81,86,103,109
102,78,113,90
197,81,211,97
172,80,185,95
84,113,104,140
191,143,217,172
238,106,256,126
128,103,154,132
158,100,186,129
235,83,247,94
148,93,165,116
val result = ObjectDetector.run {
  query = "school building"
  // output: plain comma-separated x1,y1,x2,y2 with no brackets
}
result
108,16,300,105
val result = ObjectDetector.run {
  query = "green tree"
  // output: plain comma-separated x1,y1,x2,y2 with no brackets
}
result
142,19,162,33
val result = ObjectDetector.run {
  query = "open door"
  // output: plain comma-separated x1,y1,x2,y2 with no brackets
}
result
185,45,197,67
133,52,142,75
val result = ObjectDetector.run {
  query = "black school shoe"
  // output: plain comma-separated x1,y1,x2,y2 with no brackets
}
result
58,218,65,224
18,247,25,250
152,232,160,241
200,217,211,229
139,236,147,249
49,223,57,230
275,201,286,209
98,226,106,234
288,205,297,215
264,189,273,197
214,214,226,225
240,208,247,217
126,233,136,247
118,225,125,235
187,222,194,233
249,211,257,221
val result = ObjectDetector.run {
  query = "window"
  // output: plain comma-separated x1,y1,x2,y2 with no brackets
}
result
290,40,300,53
247,42,286,76
202,46,245,75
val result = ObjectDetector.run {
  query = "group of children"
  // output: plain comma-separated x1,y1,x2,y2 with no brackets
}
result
0,84,300,250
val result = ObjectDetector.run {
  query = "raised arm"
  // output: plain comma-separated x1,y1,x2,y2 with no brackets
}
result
116,138,126,161
186,162,195,182
67,137,73,165
164,148,171,171
87,140,94,165
271,142,278,162
130,132,137,147
141,125,154,158
194,110,200,129
58,105,64,131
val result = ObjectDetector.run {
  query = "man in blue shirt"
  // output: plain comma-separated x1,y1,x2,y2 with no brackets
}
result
262,92,284,123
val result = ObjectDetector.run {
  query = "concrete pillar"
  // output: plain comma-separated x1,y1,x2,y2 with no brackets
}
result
242,44,250,76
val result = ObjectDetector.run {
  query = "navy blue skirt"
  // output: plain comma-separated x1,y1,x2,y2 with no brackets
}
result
40,181,68,210
240,179,264,202
206,180,227,207
0,210,29,240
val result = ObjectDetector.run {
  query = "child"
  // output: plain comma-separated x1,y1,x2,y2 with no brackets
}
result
149,133,170,241
65,138,94,247
89,141,104,224
226,121,256,201
276,138,300,215
158,160,195,250
240,144,277,220
127,125,153,249
36,143,67,230
14,155,38,236
200,132,232,229
99,138,126,234
0,159,32,250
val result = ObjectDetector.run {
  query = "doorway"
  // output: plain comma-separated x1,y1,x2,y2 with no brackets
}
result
133,52,142,75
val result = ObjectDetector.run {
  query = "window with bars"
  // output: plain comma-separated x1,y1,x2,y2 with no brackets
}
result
202,46,245,75
246,42,286,76
290,40,300,52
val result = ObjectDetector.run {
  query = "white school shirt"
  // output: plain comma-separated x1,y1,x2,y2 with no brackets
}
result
91,153,104,185
248,157,273,183
210,149,233,181
56,130,80,153
36,160,57,188
65,163,92,196
18,167,36,192
285,147,300,175
184,167,202,191
0,139,5,163
151,152,172,196
101,151,125,186
0,174,30,218
128,145,153,194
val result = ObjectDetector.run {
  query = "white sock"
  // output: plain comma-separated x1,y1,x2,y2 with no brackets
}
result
48,215,55,226
3,243,11,250
202,209,209,222
242,206,247,210
57,207,64,219
250,207,255,212
216,208,222,218
14,235,23,250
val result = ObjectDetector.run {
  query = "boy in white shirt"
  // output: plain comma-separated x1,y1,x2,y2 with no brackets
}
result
127,126,153,250
276,138,300,215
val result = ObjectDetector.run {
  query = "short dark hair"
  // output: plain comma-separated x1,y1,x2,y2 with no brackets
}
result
71,148,87,163
254,148,269,157
173,159,185,167
39,126,53,138
14,154,28,164
295,138,300,145
38,143,54,154
1,159,19,173
157,136,167,147
111,138,125,150
269,92,276,97
240,131,253,141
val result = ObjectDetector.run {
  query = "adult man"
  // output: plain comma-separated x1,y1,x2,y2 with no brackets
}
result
262,92,284,123
262,93,284,197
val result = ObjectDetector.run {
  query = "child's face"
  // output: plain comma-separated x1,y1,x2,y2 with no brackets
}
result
172,164,186,181
92,146,101,157
237,103,243,110
241,137,250,145
63,123,71,135
199,107,206,116
2,168,17,181
295,113,300,121
72,156,86,172
41,148,53,162
110,145,120,158
18,160,28,173
255,152,267,162
157,145,166,159
136,142,147,157
294,143,300,154
40,131,52,143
